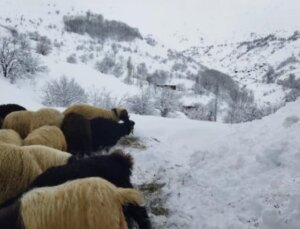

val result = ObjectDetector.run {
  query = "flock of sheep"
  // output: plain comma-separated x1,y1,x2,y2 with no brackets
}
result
0,103,151,229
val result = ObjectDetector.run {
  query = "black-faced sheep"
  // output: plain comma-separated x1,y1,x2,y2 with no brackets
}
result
60,113,92,156
0,104,26,122
90,117,135,151
0,129,22,146
23,125,67,151
0,144,73,205
0,177,144,229
63,103,129,122
2,150,151,229
2,111,33,138
30,108,64,131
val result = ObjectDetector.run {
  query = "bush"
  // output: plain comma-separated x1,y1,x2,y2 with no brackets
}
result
126,88,155,115
42,76,88,107
88,88,123,108
36,36,52,56
0,35,44,83
155,88,181,117
66,54,77,64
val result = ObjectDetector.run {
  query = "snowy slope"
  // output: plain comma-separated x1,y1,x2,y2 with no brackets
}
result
1,66,300,228
183,31,300,106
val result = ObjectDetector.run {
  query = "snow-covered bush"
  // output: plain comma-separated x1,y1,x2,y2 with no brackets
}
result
224,89,265,123
88,88,124,108
42,76,88,107
126,88,155,115
155,88,181,117
95,56,124,77
0,35,44,83
66,54,77,64
36,36,52,56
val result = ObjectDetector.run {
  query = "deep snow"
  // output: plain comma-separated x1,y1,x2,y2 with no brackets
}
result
1,77,300,228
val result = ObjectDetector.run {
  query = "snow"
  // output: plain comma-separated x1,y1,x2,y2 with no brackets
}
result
129,100,300,228
0,0,300,228
1,56,300,228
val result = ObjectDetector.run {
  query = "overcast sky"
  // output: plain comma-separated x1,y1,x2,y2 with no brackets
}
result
6,0,300,47
71,0,299,46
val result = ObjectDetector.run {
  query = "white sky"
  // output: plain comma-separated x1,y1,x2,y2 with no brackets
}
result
2,0,300,47
72,0,300,46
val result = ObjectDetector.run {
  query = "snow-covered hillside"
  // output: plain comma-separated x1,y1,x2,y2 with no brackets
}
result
1,63,300,228
184,31,300,106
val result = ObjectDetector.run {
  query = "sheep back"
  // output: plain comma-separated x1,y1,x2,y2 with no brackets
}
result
21,177,143,229
63,104,125,122
30,108,64,131
2,111,33,138
23,145,71,172
0,129,22,146
0,144,42,205
23,126,67,151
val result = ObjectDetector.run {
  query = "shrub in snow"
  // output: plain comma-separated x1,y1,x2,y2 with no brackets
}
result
88,88,124,109
36,36,52,56
42,76,87,107
155,88,181,117
263,66,276,84
95,56,124,78
66,54,77,64
0,35,44,83
126,88,155,115
146,70,169,85
185,103,215,121
136,63,148,80
95,56,115,74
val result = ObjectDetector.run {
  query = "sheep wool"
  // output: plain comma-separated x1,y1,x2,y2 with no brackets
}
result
63,104,128,122
0,144,71,205
30,108,64,131
21,177,144,229
23,125,67,151
2,111,33,138
0,129,22,146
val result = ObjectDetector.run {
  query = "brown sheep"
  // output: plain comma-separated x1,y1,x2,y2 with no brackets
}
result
0,144,72,205
23,125,67,151
19,177,144,229
2,111,33,138
0,129,22,146
63,104,129,122
30,108,64,131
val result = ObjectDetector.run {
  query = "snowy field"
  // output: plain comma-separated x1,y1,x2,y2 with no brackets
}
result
1,77,300,228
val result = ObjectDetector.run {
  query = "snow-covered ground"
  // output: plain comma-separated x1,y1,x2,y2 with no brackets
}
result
1,74,300,228
130,98,300,229
1,0,300,228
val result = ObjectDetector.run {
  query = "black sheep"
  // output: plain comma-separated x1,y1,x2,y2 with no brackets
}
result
90,117,135,151
61,113,92,157
0,150,151,229
0,104,26,127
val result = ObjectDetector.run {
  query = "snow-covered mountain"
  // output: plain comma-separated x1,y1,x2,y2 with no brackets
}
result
183,31,300,106
1,0,300,228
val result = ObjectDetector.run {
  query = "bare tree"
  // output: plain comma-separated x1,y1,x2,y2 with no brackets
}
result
0,37,19,81
126,88,155,115
155,88,181,117
42,76,87,107
36,36,52,56
0,36,44,83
